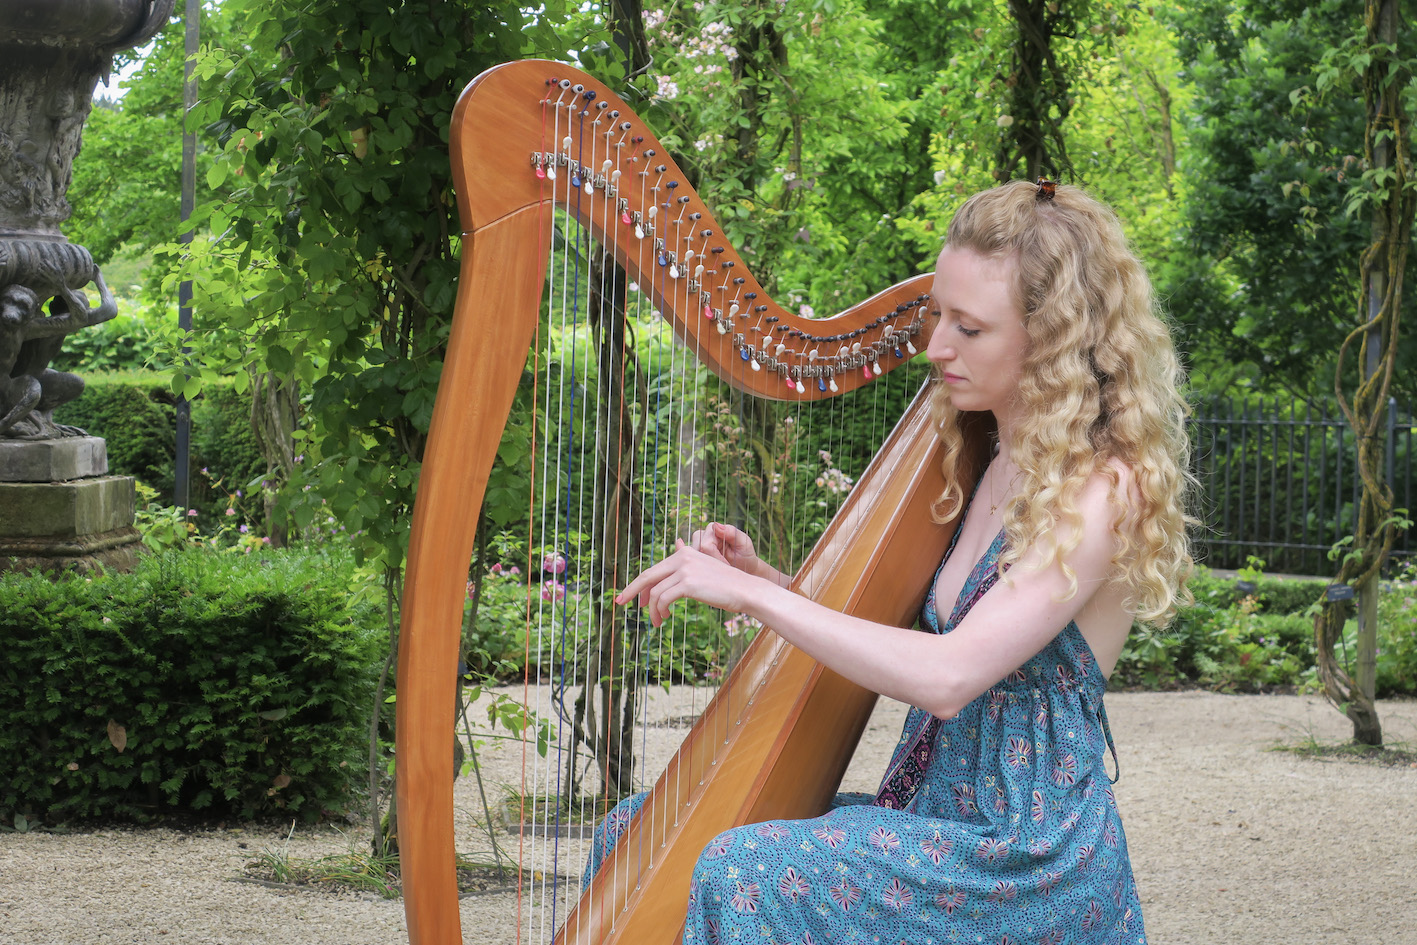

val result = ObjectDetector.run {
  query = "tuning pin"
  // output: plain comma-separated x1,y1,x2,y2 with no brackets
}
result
906,340,917,355
775,343,787,356
894,347,904,359
728,302,740,316
658,253,669,267
862,363,872,379
695,264,705,277
602,159,613,173
535,166,546,180
808,348,818,361
647,205,658,219
716,319,727,335
583,178,593,195
817,377,828,392
750,356,761,372
703,304,715,320
669,263,680,278
622,209,632,225
795,378,806,393
634,223,644,239
740,347,751,361
562,136,573,151
829,377,839,393
783,375,796,390
571,172,581,188
547,165,557,180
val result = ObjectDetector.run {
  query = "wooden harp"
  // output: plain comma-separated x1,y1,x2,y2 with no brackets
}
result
397,60,986,944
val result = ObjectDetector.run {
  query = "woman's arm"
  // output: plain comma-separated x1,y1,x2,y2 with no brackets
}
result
617,470,1127,719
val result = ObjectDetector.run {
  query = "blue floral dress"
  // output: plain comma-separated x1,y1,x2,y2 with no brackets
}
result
585,519,1146,945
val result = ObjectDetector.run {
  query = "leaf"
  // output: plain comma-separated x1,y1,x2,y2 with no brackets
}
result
258,707,288,721
13,814,28,832
107,719,127,753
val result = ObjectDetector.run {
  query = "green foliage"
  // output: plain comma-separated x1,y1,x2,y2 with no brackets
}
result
462,544,742,686
1162,0,1417,401
1114,566,1417,695
52,370,174,488
58,309,164,374
149,0,603,571
51,372,265,525
0,551,381,824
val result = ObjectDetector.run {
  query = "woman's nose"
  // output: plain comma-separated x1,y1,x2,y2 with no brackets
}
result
928,334,954,362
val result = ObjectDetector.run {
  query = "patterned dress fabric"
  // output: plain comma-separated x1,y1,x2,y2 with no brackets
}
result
584,519,1146,944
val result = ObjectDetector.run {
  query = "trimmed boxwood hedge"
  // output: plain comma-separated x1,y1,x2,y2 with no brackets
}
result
52,371,265,521
0,551,381,823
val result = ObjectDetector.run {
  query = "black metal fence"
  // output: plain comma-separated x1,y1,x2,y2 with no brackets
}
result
1190,397,1414,575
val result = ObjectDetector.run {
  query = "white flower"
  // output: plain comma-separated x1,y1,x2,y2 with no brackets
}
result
934,169,948,185
997,114,1015,127
799,304,815,318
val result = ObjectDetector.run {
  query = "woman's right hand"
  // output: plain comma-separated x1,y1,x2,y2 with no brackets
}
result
686,523,790,588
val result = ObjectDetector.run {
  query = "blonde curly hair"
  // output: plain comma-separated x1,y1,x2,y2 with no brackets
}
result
929,180,1194,626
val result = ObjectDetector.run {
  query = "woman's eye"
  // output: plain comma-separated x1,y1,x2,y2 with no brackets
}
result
957,325,980,338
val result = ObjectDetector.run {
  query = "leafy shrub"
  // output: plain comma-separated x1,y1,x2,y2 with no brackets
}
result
1374,563,1417,697
58,310,164,374
0,551,381,824
462,545,734,685
1115,565,1417,695
52,370,174,488
52,371,265,525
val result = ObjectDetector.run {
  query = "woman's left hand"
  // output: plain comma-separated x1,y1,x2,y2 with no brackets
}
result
614,540,761,627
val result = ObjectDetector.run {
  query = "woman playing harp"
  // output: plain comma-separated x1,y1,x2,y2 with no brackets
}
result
599,179,1193,944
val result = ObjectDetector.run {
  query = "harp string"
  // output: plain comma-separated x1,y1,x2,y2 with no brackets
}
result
457,65,925,945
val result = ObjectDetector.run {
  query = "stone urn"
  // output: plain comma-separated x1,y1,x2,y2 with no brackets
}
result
0,0,175,573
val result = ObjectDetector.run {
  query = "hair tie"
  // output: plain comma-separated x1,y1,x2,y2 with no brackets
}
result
1035,177,1057,201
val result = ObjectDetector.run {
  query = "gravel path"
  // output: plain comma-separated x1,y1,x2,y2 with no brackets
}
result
2,690,1414,945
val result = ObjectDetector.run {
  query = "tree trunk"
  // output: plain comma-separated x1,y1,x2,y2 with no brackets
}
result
248,369,297,547
1314,0,1416,747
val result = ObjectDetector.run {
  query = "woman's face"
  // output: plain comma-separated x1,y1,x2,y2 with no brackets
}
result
926,246,1030,425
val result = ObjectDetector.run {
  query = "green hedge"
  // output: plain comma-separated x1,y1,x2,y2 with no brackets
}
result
0,551,381,824
53,371,266,521
1114,568,1417,696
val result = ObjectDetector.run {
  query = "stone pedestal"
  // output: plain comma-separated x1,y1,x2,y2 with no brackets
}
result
0,436,140,574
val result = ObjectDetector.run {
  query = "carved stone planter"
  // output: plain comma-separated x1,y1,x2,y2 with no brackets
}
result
0,0,173,573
